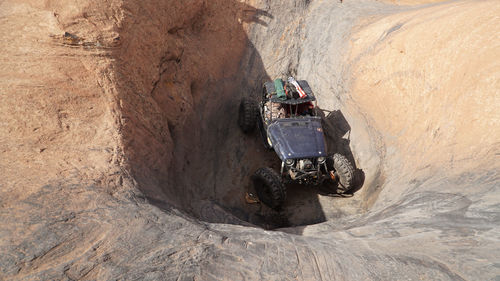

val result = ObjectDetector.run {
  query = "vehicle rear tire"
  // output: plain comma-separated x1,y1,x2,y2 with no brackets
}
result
238,98,257,133
332,153,354,194
252,167,286,210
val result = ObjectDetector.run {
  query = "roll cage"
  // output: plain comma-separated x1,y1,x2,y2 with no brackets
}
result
261,80,318,122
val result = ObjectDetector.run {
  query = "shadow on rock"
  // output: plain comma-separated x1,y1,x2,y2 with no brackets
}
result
317,107,365,195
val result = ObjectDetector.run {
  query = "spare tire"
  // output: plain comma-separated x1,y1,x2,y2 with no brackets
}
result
252,167,286,210
332,153,355,194
238,97,258,133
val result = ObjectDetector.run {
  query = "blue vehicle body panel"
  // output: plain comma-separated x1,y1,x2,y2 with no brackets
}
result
268,117,327,161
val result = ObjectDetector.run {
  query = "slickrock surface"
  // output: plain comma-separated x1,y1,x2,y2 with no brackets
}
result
1,0,498,280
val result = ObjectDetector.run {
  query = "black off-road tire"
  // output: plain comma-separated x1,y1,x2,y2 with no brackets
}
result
332,153,355,194
238,98,258,133
252,167,286,210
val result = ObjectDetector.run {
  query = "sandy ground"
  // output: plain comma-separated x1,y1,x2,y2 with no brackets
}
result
1,0,499,280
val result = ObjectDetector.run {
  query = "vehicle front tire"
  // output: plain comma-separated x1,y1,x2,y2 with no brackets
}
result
331,153,355,194
238,97,258,133
252,167,286,210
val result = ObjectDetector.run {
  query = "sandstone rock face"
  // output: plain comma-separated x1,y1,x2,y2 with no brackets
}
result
1,0,499,280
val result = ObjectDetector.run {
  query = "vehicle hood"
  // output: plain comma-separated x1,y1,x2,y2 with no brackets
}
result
268,117,327,161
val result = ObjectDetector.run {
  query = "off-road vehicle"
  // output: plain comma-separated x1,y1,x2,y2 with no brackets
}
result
238,77,355,210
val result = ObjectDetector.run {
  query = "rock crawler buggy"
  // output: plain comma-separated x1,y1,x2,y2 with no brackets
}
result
239,78,355,210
